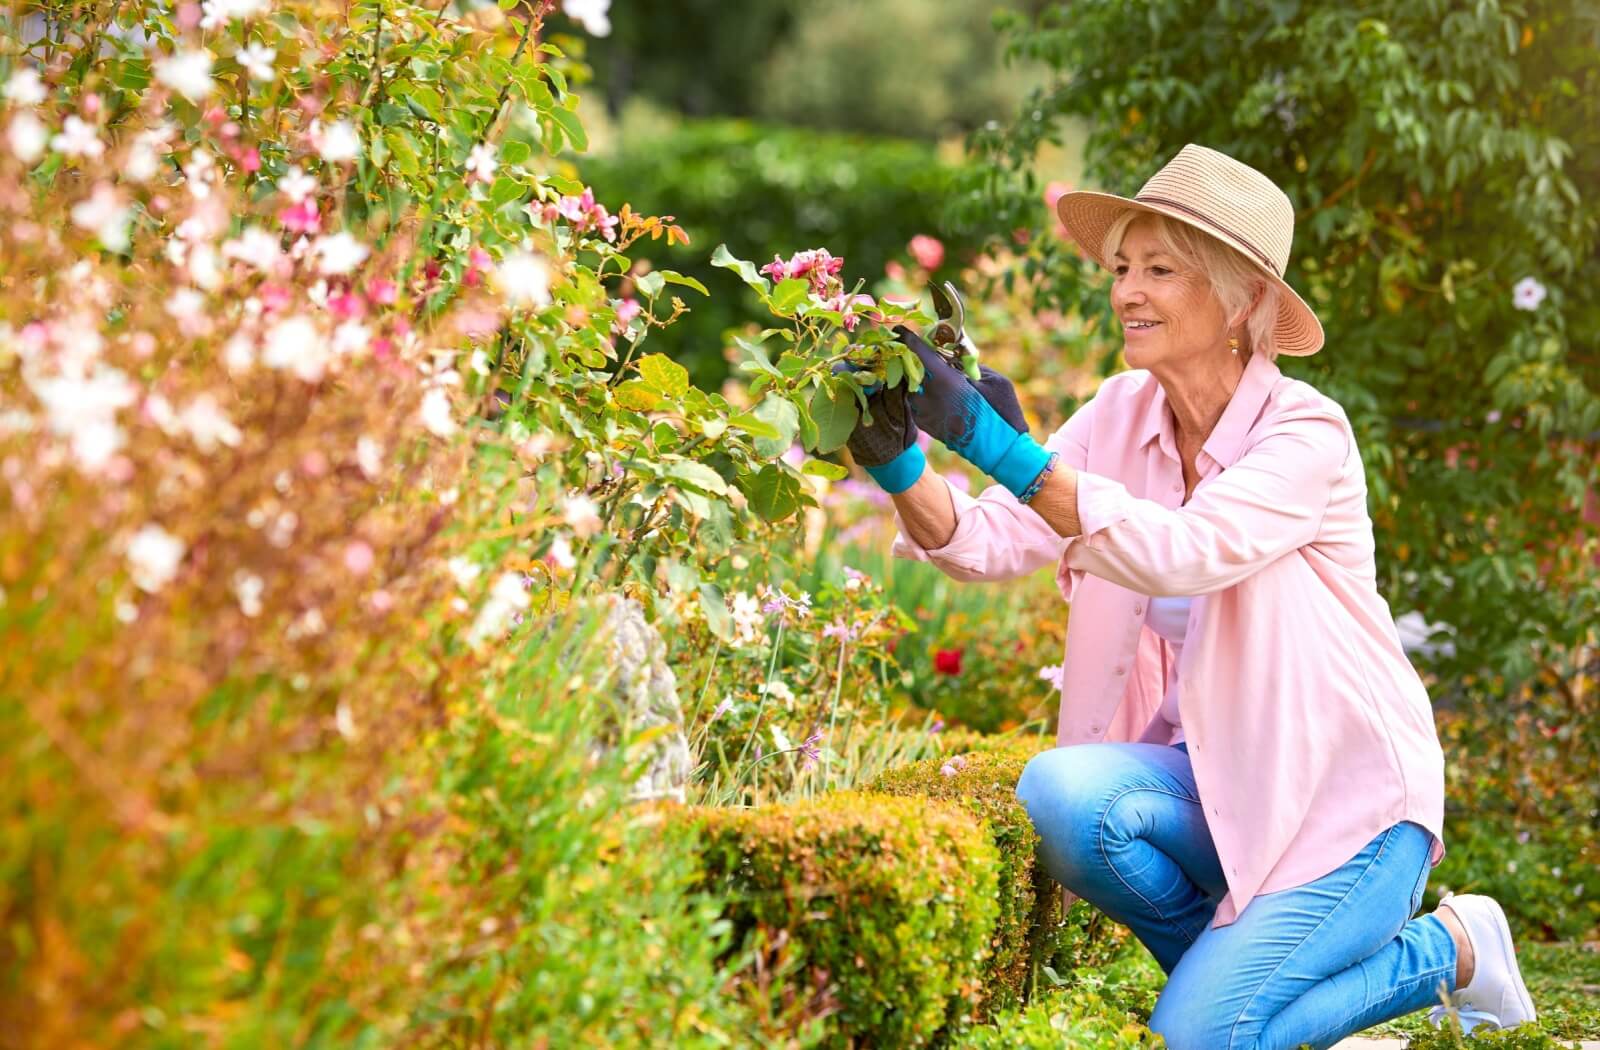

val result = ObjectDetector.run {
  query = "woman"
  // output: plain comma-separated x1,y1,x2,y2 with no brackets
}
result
846,145,1536,1049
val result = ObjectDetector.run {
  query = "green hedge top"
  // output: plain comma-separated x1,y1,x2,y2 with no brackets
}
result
689,791,1001,1047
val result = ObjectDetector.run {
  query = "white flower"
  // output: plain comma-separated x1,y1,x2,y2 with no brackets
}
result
69,183,132,252
466,142,497,183
332,319,370,355
1038,664,1065,691
312,232,369,275
200,0,268,28
127,524,185,593
261,315,329,382
770,724,793,751
334,700,358,740
5,67,46,106
469,349,493,376
758,679,796,710
233,571,264,616
447,556,483,588
494,250,552,308
7,112,47,162
180,394,242,452
729,591,764,648
1511,276,1546,311
562,493,602,537
51,115,104,158
166,287,206,323
276,165,317,203
237,42,276,82
312,119,360,163
155,49,215,102
468,571,531,644
356,435,383,479
547,534,577,570
563,0,611,36
26,363,136,472
222,226,282,271
419,387,457,438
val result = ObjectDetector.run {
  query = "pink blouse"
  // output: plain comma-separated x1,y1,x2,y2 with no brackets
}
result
893,351,1446,927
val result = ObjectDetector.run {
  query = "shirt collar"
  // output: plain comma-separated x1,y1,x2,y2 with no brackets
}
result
1137,351,1283,468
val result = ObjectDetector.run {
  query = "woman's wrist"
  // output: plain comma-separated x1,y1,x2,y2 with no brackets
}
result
863,443,927,494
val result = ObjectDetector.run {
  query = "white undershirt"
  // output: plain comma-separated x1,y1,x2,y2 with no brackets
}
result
1145,596,1192,743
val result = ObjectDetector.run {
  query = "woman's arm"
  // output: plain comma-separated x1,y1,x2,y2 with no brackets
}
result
892,459,1084,550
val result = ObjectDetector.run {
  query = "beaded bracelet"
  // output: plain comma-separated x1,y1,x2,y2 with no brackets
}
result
1016,450,1060,504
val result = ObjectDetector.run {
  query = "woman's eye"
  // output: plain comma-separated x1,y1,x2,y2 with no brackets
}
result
1152,266,1171,276
1113,266,1128,276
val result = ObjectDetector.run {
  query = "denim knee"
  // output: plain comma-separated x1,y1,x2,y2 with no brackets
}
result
1149,996,1235,1050
1015,747,1107,885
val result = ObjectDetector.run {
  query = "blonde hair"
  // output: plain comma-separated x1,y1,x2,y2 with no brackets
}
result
1102,211,1281,361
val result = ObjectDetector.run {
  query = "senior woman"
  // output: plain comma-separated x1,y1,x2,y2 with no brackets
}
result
845,145,1537,1049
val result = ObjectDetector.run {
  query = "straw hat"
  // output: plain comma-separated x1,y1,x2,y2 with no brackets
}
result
1054,144,1325,356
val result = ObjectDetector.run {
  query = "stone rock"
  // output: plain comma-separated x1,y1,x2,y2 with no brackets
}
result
597,596,693,803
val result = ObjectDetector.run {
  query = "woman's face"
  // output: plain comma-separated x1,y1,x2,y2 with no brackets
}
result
1110,217,1230,371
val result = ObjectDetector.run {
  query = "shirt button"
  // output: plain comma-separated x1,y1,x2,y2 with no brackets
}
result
1113,665,1126,676
1089,724,1102,734
1132,603,1143,615
1172,481,1182,492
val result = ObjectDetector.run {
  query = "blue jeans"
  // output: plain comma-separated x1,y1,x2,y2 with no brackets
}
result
1016,742,1459,1050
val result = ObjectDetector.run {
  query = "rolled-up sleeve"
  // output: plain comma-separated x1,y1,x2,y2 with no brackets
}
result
1068,407,1350,596
891,399,1094,582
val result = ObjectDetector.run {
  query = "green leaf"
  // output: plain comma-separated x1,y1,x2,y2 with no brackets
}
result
611,377,662,409
489,176,525,208
638,353,689,399
748,396,799,458
383,128,420,176
711,244,771,296
801,458,850,481
501,139,532,166
727,411,780,440
636,271,666,298
770,277,810,313
548,103,588,153
658,270,710,296
808,379,860,454
699,583,733,642
664,460,730,496
740,465,802,523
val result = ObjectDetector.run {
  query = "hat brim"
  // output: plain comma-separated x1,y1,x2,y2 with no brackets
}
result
1055,190,1325,356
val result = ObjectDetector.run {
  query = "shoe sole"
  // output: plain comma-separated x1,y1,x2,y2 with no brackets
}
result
1452,895,1538,1027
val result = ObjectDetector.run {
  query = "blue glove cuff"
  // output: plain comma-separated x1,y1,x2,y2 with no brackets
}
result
864,443,926,494
990,432,1052,498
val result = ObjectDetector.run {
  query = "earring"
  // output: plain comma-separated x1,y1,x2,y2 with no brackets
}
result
1228,337,1240,355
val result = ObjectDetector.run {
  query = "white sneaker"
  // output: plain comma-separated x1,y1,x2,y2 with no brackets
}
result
1427,893,1538,1035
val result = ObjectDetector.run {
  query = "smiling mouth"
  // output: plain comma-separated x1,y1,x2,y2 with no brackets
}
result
1124,321,1161,331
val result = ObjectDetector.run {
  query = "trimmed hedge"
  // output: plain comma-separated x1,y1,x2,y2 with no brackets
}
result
951,985,1159,1049
687,791,1001,1047
868,744,1128,1020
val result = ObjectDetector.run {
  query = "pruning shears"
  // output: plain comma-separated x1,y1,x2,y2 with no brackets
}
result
927,281,983,381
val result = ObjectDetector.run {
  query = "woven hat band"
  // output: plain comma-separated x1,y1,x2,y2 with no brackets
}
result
1132,194,1278,274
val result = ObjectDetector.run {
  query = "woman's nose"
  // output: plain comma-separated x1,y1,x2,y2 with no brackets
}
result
1112,277,1147,311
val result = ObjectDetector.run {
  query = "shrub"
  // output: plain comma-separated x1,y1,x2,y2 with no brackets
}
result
580,119,982,386
869,748,1129,1020
951,985,1162,1049
687,791,1001,1047
1403,1025,1585,1050
961,0,1600,706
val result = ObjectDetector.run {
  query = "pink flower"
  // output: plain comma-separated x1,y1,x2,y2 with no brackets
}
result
278,197,319,234
908,234,944,271
328,290,366,320
1038,664,1065,691
344,540,375,575
613,297,642,330
366,277,398,305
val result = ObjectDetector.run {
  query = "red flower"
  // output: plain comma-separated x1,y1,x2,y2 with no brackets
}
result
933,647,964,676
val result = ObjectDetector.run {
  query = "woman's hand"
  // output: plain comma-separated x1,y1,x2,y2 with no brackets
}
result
895,328,1054,499
842,365,925,493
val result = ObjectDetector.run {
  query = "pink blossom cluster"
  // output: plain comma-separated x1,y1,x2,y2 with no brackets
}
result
760,248,845,293
531,187,618,242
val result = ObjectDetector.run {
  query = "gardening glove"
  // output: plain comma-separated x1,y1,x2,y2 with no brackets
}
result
894,327,1052,499
841,365,927,494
